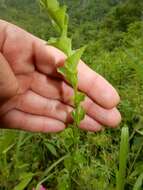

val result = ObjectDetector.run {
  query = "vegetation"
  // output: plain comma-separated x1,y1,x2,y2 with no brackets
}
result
0,0,143,189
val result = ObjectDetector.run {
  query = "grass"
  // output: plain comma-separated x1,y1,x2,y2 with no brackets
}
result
116,126,129,190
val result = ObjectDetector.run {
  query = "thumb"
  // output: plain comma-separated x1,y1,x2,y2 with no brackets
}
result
0,53,18,103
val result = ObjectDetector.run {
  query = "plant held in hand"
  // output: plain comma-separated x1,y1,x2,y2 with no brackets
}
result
40,0,86,130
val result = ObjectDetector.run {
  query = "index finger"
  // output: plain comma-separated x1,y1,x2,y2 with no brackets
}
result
34,40,120,109
78,61,120,108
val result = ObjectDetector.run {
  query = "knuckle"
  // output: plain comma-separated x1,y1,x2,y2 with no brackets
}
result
0,79,18,100
6,80,18,97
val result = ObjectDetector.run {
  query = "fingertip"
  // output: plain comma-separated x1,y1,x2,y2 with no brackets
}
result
79,115,102,132
1,109,66,133
34,42,66,75
107,108,122,128
94,75,120,109
103,88,120,109
77,62,120,109
49,45,66,67
29,116,66,133
42,121,66,133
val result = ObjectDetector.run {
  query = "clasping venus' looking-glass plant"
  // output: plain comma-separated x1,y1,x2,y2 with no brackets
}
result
40,0,86,129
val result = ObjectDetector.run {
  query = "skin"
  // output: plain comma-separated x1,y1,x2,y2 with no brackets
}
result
0,19,121,133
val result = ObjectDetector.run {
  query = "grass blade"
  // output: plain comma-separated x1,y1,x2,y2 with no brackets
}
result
133,173,143,190
116,126,129,190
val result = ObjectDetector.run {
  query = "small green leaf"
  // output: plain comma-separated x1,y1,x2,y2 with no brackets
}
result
57,169,71,190
58,66,67,76
0,132,16,154
54,5,67,29
57,46,86,87
48,35,72,56
65,46,86,72
40,0,67,32
74,91,85,106
47,0,59,11
77,106,86,123
40,0,59,12
13,172,34,190
133,173,143,190
64,155,73,171
72,106,85,126
44,142,58,157
73,151,86,166
58,67,77,87
67,72,78,87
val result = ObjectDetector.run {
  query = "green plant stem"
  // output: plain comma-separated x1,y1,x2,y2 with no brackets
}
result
36,172,55,190
36,154,69,189
40,154,69,179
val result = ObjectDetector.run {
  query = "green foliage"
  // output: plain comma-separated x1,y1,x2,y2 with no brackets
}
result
57,169,71,190
104,0,143,32
58,47,85,87
133,173,143,190
13,172,34,190
40,0,68,33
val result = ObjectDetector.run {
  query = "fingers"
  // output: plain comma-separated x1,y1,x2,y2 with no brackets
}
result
78,61,120,109
0,109,102,132
82,97,121,127
0,67,121,130
31,72,74,104
80,115,102,132
0,20,55,75
34,44,120,109
16,91,121,128
34,43,66,76
0,53,18,103
15,91,103,132
0,89,120,130
31,72,121,127
0,88,120,132
0,109,66,133
15,90,73,123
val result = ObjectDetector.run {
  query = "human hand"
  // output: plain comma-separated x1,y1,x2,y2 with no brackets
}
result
0,20,121,133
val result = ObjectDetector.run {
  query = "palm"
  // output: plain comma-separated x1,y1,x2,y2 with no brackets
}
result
0,21,121,132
